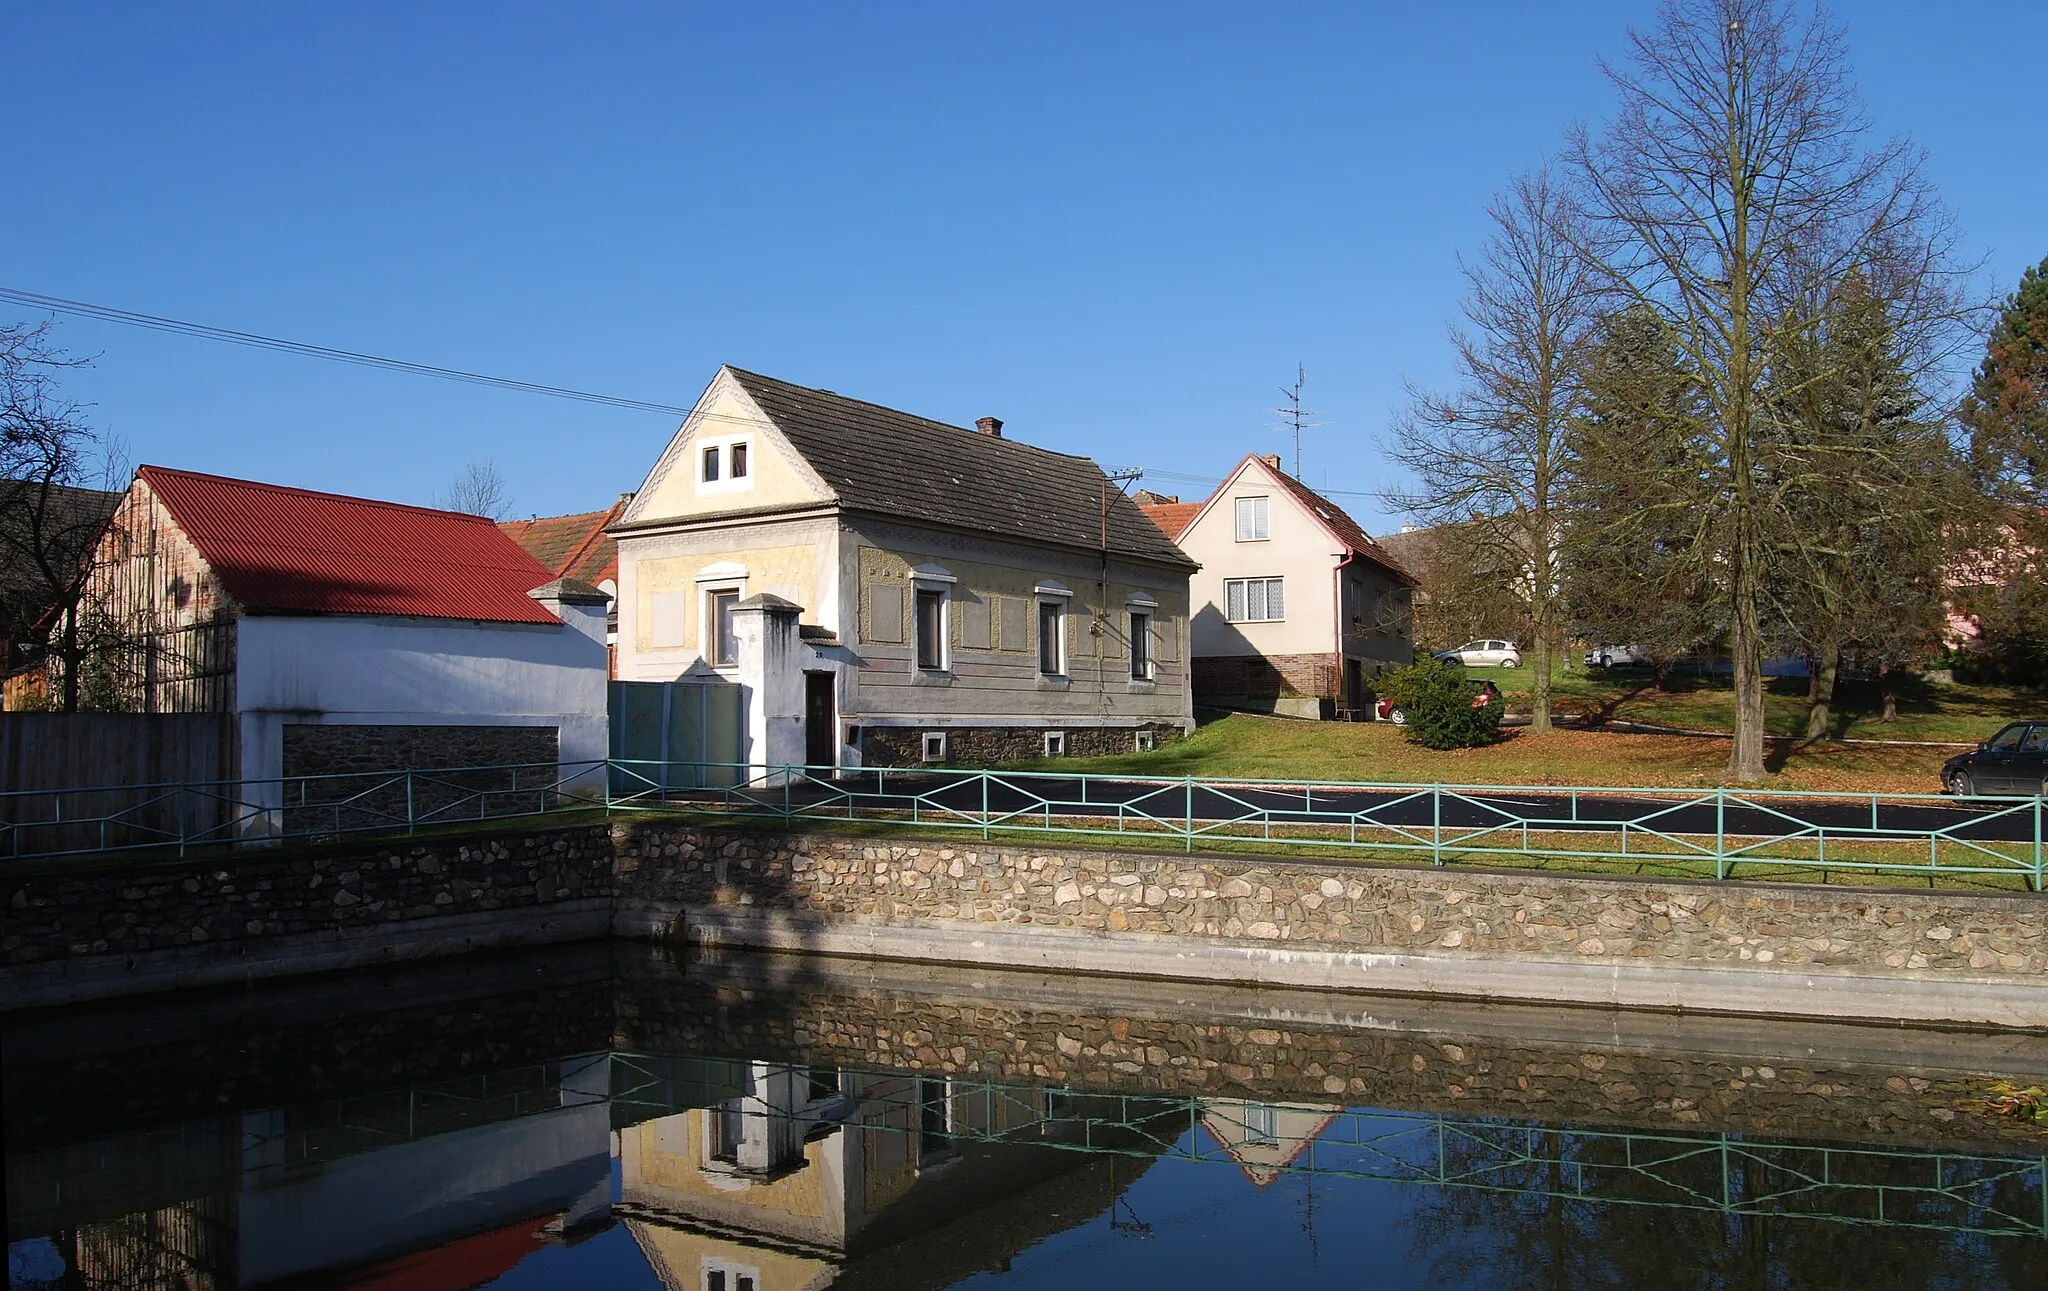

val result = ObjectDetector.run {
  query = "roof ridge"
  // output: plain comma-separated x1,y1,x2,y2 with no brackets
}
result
723,366,1099,463
139,464,500,525
555,496,628,579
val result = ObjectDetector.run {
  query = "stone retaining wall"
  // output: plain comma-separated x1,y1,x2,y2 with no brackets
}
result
862,723,1179,767
612,822,2048,981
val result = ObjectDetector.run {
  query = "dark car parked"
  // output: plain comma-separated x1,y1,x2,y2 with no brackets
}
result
1943,721,2048,797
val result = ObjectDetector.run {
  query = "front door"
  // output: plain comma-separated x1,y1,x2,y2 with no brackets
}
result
804,672,836,773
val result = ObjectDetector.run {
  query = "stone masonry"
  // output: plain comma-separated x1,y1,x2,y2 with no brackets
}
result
863,722,1181,767
612,823,2048,980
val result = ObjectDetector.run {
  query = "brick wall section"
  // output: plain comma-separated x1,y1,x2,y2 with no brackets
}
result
1194,653,1335,700
863,723,1180,767
611,824,2048,980
3,821,613,969
616,960,2045,1154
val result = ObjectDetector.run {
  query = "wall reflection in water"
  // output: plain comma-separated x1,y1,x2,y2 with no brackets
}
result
6,943,2048,1289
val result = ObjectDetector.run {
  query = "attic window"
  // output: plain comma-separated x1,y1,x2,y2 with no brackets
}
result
702,446,720,482
730,443,748,478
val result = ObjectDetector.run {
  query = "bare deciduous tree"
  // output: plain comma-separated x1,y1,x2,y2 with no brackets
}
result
1,320,126,712
441,458,511,520
1565,0,1964,779
1386,168,1599,732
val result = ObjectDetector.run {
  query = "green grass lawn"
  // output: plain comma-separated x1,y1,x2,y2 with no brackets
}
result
1461,664,2042,746
1007,710,1960,794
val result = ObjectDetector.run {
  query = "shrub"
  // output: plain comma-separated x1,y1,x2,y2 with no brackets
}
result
1376,658,1504,750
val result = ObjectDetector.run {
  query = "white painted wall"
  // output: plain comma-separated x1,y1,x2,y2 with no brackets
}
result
1178,459,1342,659
235,607,609,789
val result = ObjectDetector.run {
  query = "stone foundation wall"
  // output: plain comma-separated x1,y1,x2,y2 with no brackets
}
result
613,823,2048,985
281,723,559,778
862,722,1181,768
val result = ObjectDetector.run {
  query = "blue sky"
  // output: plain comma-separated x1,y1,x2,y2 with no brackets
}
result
7,2,2045,530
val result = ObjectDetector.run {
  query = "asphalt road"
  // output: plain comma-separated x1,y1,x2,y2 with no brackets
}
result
742,772,2045,848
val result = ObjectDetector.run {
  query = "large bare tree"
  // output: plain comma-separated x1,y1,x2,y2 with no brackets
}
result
1566,0,1962,779
441,457,511,520
1387,167,1599,732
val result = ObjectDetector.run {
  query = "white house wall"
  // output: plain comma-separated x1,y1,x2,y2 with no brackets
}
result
235,611,610,785
1179,464,1342,659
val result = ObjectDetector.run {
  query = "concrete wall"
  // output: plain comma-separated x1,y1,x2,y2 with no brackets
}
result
235,611,609,791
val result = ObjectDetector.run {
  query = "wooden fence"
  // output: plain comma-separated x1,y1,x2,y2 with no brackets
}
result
0,713,237,853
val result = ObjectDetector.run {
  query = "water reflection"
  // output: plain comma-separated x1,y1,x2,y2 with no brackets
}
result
6,942,2048,1289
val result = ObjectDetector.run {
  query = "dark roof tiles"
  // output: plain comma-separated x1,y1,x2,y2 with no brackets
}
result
724,368,1194,568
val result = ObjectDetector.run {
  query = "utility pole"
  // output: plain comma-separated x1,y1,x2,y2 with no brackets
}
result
1270,364,1327,479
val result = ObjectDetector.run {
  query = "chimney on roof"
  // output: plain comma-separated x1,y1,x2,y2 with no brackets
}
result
1259,453,1282,471
975,416,1004,438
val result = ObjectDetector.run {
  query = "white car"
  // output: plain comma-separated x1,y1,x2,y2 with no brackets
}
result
1432,639,1522,668
1584,643,1649,668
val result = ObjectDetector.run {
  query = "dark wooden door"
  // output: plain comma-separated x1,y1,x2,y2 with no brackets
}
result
804,672,836,772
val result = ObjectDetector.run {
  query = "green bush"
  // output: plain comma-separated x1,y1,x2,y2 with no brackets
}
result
1376,659,1504,750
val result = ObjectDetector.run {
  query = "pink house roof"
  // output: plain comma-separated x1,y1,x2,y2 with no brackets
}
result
138,465,560,624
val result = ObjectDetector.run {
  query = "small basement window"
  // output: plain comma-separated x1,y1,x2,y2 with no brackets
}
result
1134,730,1156,752
1043,731,1066,757
922,731,947,762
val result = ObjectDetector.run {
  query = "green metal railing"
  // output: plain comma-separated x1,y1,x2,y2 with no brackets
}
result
3,757,2043,887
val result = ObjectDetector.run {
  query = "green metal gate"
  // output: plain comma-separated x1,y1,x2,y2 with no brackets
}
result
608,680,744,792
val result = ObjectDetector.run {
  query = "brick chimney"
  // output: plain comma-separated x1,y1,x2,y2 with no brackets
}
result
975,416,1004,438
1260,453,1282,471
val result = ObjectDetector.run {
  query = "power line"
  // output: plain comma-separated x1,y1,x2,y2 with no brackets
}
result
0,286,697,416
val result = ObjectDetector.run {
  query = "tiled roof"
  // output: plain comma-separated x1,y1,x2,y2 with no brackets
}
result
500,497,626,586
723,368,1195,568
1139,501,1201,541
138,466,561,624
1263,467,1415,584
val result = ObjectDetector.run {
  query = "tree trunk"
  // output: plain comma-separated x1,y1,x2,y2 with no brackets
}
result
1530,630,1553,734
1881,668,1900,722
1726,550,1769,781
1801,639,1839,744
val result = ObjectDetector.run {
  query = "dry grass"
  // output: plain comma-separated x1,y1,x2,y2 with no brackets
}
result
1016,713,1952,794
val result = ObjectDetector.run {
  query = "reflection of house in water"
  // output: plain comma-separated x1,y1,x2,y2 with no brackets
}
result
619,1062,1176,1291
1197,1099,1342,1189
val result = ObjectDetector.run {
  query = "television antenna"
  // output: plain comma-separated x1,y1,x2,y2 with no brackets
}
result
1270,364,1328,478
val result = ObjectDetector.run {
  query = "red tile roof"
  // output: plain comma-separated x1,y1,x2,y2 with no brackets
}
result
138,465,561,624
1139,501,1202,541
500,497,627,587
1263,466,1416,584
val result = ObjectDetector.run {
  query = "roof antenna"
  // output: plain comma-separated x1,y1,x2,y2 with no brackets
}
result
1269,363,1327,478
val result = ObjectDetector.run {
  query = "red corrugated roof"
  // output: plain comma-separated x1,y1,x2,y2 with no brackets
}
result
138,465,561,624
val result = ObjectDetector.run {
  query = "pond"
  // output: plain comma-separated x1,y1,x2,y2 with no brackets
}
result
7,941,2048,1289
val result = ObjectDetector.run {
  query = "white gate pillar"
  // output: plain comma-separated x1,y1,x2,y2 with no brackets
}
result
731,594,805,784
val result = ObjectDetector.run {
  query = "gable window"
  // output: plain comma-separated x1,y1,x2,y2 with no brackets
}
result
1235,496,1270,542
729,442,748,478
1224,577,1285,623
915,588,948,671
701,446,721,483
708,589,741,667
695,436,756,495
1038,598,1065,676
1129,610,1153,680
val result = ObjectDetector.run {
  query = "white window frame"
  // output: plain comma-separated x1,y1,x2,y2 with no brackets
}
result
701,1257,761,1291
694,564,749,669
1235,495,1270,542
1128,609,1154,680
1224,576,1285,623
921,731,947,762
1134,730,1156,752
695,435,757,496
1043,730,1066,757
909,565,955,674
705,586,742,669
1035,581,1071,678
